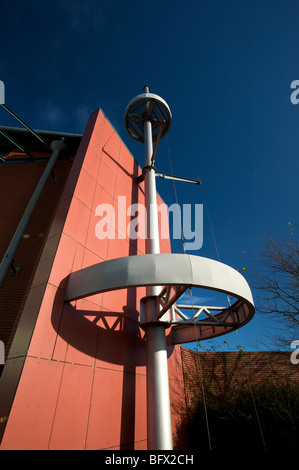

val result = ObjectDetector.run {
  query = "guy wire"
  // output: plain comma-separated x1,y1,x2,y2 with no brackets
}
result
165,137,266,450
165,136,212,450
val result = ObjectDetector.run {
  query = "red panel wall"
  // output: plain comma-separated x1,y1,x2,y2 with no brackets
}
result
0,110,188,450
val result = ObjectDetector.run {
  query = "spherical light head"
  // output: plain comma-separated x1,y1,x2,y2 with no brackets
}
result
124,88,172,143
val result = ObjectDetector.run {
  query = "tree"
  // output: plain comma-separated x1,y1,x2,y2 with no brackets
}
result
188,377,299,450
249,232,299,348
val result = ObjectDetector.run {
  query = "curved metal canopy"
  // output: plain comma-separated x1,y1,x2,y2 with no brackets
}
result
64,253,254,343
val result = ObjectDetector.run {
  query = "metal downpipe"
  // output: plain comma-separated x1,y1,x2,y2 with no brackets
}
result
0,139,66,288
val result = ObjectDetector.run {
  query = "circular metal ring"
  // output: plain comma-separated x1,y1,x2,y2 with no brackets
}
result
124,92,172,143
65,253,255,343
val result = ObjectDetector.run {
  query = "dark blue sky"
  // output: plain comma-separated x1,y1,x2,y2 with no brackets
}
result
1,0,298,350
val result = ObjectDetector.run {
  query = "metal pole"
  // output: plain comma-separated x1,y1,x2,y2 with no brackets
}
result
143,86,173,450
0,139,66,288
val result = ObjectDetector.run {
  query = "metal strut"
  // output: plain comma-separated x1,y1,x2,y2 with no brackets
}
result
156,173,201,185
0,104,51,151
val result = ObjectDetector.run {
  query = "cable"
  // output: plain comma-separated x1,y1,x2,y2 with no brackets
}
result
200,184,221,262
165,138,267,450
191,288,213,450
201,175,267,450
166,136,212,450
165,136,186,254
200,169,267,449
235,330,267,450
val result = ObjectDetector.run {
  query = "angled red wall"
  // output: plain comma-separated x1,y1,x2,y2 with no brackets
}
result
0,110,188,450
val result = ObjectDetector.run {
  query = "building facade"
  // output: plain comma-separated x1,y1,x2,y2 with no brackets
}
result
2,107,296,451
0,110,188,449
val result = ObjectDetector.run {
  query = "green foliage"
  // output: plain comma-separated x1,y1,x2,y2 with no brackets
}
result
188,378,299,450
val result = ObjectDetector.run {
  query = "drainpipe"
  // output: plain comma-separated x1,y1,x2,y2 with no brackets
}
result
0,138,66,288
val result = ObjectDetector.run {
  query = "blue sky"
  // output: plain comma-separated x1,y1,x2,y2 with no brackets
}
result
1,0,298,351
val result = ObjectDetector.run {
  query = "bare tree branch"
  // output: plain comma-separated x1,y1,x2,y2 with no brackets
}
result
248,233,299,348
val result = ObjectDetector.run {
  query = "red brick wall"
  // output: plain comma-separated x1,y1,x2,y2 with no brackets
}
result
0,158,71,359
181,347,299,416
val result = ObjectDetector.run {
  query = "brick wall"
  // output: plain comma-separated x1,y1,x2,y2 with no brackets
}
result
0,157,71,360
181,347,299,417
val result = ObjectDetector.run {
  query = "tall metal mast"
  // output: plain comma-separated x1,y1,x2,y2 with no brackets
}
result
65,86,255,450
124,86,173,449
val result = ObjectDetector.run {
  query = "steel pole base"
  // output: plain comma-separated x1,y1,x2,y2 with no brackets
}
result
144,297,173,451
